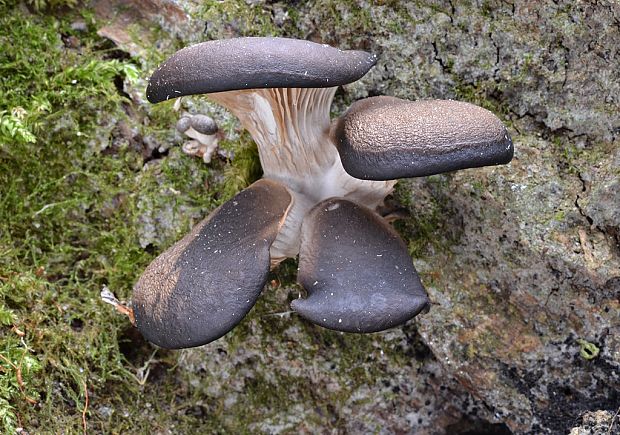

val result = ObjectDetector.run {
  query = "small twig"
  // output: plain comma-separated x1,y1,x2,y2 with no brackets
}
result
33,201,65,216
133,350,158,386
53,301,64,314
11,326,25,337
82,379,89,435
101,286,135,325
0,354,37,405
0,354,15,368
173,96,183,111
17,353,38,405
20,337,34,353
608,406,620,435
262,310,294,318
0,270,18,281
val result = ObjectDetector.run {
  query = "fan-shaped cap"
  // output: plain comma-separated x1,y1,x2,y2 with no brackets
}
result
291,198,430,333
132,179,292,348
146,37,377,103
332,97,514,180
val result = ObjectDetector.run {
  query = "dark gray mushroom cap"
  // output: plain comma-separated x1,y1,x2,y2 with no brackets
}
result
292,198,430,333
332,97,514,180
176,116,191,133
190,114,218,135
132,178,292,349
146,37,377,103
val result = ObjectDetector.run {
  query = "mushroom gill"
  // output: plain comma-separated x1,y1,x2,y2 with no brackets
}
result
207,88,395,262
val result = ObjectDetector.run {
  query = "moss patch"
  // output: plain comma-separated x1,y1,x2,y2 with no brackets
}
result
0,5,226,432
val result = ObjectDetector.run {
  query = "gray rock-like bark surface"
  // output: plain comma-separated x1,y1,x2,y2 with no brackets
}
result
100,0,620,433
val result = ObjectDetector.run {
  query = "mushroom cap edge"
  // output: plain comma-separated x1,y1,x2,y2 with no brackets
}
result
146,37,378,103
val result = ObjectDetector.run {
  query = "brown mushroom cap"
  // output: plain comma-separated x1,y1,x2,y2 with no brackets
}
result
146,37,377,103
132,179,292,348
291,198,430,333
332,97,514,180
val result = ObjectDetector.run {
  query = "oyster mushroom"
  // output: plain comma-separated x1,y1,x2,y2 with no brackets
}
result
133,37,513,348
176,114,219,163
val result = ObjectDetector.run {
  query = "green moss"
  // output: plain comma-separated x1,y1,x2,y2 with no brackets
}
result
50,0,81,9
216,131,263,202
554,138,619,177
198,0,302,39
0,6,220,431
553,210,567,222
453,78,511,126
392,177,459,259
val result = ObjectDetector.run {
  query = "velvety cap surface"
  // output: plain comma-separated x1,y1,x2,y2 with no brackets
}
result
132,179,291,348
333,97,514,180
292,198,430,333
147,37,377,103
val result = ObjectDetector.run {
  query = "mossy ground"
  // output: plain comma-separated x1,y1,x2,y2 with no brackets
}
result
0,3,442,433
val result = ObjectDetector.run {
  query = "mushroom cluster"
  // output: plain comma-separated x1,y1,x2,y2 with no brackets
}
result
175,113,219,163
133,37,513,349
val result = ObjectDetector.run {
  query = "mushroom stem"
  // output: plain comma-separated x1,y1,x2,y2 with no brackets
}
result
209,88,337,180
209,88,395,261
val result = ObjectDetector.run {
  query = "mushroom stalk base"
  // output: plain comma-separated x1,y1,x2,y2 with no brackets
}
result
209,88,395,262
